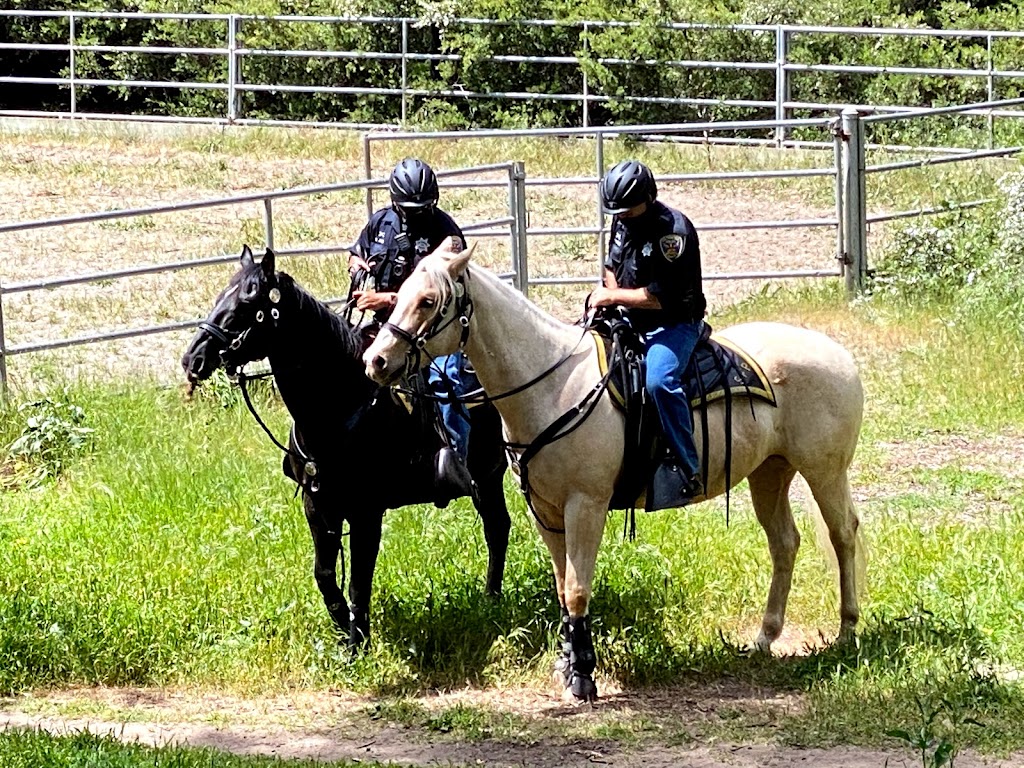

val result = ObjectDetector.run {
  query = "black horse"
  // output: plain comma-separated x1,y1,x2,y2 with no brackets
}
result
181,245,511,648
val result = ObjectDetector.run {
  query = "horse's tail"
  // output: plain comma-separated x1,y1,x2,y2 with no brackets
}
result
798,475,869,598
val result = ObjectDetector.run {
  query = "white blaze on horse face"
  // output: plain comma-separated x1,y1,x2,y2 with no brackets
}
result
363,246,475,384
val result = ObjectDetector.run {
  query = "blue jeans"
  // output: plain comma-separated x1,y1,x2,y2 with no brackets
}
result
645,321,704,478
428,352,472,459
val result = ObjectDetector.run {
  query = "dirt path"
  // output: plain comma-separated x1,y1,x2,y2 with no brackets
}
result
2,686,1021,767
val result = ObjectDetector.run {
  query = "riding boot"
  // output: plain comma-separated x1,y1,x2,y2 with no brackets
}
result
649,461,704,511
433,446,479,508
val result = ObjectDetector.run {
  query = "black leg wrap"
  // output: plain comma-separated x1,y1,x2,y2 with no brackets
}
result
567,615,598,702
553,606,573,687
569,615,596,677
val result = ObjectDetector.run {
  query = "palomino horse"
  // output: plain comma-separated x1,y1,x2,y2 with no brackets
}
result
182,246,511,648
364,246,864,702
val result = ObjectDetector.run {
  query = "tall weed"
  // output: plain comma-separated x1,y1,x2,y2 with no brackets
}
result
870,208,996,305
4,395,94,488
961,172,1024,334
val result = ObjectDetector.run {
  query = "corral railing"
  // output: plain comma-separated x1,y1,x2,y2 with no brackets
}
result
0,162,524,391
363,119,845,297
838,101,1024,293
0,101,1020,392
4,10,1024,146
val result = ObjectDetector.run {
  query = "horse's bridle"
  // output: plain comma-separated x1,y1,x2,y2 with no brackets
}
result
196,283,326,491
383,269,598,408
380,275,474,380
199,285,284,371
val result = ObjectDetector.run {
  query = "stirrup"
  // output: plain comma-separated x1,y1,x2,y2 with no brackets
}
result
433,447,477,507
649,462,703,511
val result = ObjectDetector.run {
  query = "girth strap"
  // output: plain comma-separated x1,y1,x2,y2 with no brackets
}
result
507,373,612,534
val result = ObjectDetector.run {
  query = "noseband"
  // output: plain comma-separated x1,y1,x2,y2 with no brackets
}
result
381,276,473,378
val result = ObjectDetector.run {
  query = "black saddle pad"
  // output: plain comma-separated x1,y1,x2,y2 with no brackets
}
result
594,324,777,513
601,329,777,411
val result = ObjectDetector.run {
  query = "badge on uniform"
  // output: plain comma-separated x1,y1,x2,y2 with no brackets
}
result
659,234,685,261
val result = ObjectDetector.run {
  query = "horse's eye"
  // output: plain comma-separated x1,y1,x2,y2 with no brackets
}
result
242,278,261,300
419,297,436,310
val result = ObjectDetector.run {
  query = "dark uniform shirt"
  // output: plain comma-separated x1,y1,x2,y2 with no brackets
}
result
604,200,706,334
354,207,465,323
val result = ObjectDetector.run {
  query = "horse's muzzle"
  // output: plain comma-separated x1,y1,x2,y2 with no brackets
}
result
364,354,398,386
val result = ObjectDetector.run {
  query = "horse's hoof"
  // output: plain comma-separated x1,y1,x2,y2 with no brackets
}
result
569,671,598,702
752,630,775,653
837,625,858,647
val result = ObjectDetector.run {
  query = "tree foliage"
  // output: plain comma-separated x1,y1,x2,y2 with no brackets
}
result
3,0,1024,133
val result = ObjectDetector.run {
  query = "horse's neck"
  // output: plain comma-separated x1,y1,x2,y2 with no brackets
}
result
269,285,370,432
464,268,593,442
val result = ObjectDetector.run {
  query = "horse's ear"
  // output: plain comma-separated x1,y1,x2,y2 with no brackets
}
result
446,243,474,278
240,244,254,267
261,247,276,278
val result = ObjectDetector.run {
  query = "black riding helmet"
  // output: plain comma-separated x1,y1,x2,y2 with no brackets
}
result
600,160,658,215
389,157,439,211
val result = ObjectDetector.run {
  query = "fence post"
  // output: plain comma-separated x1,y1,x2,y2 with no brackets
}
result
831,116,845,287
69,13,77,116
401,19,409,128
363,134,375,218
0,279,8,400
987,33,995,149
581,22,590,129
840,107,867,297
227,15,243,124
595,132,606,281
775,25,790,146
263,198,275,250
510,162,529,297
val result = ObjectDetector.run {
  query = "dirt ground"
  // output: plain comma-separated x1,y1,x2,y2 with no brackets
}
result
2,683,1023,767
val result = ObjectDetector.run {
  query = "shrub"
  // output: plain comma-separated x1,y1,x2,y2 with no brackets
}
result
960,171,1024,332
869,209,994,304
6,396,94,487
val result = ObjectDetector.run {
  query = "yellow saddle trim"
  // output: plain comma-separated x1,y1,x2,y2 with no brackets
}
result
703,335,776,406
591,330,776,408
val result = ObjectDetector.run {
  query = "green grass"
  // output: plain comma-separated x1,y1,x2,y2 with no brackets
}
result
0,729,378,767
4,120,1024,758
2,285,1024,754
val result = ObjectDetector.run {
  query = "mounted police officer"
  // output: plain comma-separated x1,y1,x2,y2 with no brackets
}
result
350,157,476,504
588,159,708,502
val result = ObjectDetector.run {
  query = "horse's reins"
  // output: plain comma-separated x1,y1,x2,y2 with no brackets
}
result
380,268,612,534
205,285,364,502
385,270,595,407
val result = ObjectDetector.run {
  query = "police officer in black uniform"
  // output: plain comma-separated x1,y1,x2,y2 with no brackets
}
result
589,159,708,504
352,158,465,319
350,158,476,504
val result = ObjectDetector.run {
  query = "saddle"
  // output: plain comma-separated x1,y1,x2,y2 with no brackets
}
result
591,313,777,513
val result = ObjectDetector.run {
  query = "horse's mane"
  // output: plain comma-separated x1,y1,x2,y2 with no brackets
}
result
277,271,362,361
422,255,577,339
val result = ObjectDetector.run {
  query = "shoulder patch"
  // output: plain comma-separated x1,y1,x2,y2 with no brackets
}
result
659,234,685,261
